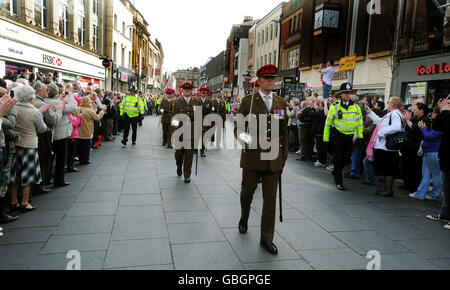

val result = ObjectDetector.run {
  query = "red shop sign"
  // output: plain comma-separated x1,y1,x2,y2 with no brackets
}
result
417,63,450,75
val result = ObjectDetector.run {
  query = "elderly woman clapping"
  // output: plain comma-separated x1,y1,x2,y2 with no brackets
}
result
9,85,50,212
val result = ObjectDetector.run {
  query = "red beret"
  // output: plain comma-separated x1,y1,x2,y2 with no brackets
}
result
165,88,175,94
199,87,209,93
181,82,194,90
208,90,213,96
257,64,279,77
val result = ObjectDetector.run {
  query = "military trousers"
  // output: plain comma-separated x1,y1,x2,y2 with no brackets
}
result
175,148,195,178
162,122,171,146
332,131,354,186
240,169,280,242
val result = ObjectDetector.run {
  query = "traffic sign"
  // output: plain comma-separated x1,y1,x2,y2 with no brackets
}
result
102,59,111,69
339,55,356,72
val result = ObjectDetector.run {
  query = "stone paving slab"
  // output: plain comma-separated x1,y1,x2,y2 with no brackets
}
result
0,116,448,270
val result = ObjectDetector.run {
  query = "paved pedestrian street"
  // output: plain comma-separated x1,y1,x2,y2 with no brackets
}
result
1,116,449,270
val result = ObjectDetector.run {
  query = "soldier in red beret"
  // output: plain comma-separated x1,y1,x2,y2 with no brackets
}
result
171,82,202,183
234,64,288,255
198,87,213,157
160,88,176,148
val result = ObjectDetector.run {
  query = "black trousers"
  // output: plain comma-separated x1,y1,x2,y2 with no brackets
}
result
332,132,354,186
67,138,77,169
77,139,92,164
37,132,53,185
51,138,68,185
314,135,327,165
123,115,139,143
401,153,423,193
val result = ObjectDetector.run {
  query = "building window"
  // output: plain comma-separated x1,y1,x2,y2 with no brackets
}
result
274,51,277,66
113,42,117,63
257,58,259,69
121,47,125,67
34,0,47,28
261,56,263,68
93,0,98,15
299,13,302,31
78,15,85,45
265,28,268,43
270,24,273,41
275,23,278,37
269,53,272,64
0,0,17,15
264,55,267,65
129,51,132,69
122,22,125,35
93,24,98,51
114,14,117,29
287,48,299,69
129,28,133,40
59,1,69,38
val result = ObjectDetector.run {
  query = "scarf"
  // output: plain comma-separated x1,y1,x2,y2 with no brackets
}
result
366,113,390,162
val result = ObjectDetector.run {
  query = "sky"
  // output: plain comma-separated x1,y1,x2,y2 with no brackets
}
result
134,0,283,74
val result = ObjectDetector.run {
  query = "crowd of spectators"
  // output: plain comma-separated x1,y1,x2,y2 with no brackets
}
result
0,69,133,228
287,89,450,229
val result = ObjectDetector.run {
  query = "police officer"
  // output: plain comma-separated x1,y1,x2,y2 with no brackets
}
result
171,83,202,183
160,88,175,148
234,65,288,255
137,91,148,127
120,85,145,146
323,82,364,191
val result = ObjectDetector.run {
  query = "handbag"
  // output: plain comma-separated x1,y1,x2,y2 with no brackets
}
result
385,113,409,151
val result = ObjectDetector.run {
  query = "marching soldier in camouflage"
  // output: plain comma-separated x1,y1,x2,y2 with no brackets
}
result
199,88,213,157
160,88,175,148
234,64,288,255
171,82,203,183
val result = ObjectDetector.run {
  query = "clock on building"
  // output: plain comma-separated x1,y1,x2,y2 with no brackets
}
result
314,3,340,36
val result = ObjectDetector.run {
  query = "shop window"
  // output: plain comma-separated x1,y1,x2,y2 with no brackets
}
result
403,82,428,105
0,0,17,16
34,0,47,28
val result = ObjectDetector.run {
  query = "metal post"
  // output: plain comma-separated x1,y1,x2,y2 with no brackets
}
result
348,0,360,85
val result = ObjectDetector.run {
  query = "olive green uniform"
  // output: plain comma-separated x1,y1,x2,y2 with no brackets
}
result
171,97,203,178
200,98,213,155
234,93,288,242
160,97,173,147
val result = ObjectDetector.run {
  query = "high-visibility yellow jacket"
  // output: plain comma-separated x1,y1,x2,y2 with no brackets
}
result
120,95,145,118
323,101,364,142
139,96,148,111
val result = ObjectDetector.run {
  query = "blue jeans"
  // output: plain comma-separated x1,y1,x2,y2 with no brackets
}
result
350,146,364,177
416,152,442,199
323,84,332,99
363,157,376,184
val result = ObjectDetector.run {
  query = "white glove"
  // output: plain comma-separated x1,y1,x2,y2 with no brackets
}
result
160,109,164,113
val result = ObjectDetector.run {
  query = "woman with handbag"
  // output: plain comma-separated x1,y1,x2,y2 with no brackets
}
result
365,97,403,197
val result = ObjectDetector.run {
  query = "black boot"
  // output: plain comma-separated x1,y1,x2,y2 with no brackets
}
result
0,200,19,224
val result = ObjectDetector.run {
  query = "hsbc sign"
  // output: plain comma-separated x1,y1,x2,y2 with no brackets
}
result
42,54,63,67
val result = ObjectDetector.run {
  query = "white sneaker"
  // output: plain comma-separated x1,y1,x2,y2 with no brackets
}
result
326,164,334,171
0,227,3,232
425,195,441,202
296,149,302,155
409,193,425,201
445,224,450,230
314,161,326,168
0,232,2,238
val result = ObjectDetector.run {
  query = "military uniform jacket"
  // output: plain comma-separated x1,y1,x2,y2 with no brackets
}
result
234,93,288,172
160,98,172,124
171,97,203,141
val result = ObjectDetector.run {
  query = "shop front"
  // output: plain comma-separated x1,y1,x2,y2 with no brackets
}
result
116,66,132,93
393,53,450,106
0,19,106,87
